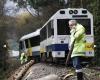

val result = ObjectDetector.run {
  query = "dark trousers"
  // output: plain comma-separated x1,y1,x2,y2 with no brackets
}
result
72,56,84,80
72,56,82,70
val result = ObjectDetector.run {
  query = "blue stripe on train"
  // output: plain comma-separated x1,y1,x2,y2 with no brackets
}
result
46,44,69,51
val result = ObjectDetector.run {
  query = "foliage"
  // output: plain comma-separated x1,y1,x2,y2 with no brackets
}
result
0,0,8,71
0,0,19,79
15,12,45,39
28,0,65,8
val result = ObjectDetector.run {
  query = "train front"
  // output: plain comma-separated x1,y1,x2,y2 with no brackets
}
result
52,8,94,62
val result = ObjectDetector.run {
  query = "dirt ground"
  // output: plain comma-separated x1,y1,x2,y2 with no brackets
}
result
21,63,100,80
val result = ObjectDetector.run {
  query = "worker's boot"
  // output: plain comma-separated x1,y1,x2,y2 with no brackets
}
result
77,72,84,80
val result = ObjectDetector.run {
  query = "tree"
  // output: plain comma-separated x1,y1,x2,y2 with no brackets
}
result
0,0,8,70
89,0,100,65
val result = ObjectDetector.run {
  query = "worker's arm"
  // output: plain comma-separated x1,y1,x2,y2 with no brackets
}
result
74,27,85,39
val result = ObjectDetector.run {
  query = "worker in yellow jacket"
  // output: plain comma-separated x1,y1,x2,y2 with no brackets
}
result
68,20,86,80
20,52,28,64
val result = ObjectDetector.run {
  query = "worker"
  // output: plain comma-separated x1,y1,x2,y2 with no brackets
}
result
20,52,28,64
68,20,86,80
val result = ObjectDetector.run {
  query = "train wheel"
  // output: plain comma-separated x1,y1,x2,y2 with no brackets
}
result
53,57,56,63
34,56,40,63
41,53,46,62
48,52,53,63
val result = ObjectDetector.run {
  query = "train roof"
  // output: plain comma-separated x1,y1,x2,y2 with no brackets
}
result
41,8,92,29
20,29,40,41
50,8,92,19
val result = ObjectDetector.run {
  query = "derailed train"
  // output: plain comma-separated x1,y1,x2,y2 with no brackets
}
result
19,8,94,63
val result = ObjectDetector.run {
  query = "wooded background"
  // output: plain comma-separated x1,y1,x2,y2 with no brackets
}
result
0,0,100,79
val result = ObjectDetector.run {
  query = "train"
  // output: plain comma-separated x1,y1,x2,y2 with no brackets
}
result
19,8,94,64
19,29,40,62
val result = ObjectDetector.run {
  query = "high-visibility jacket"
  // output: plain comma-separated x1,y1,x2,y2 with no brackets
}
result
20,52,27,64
69,23,86,58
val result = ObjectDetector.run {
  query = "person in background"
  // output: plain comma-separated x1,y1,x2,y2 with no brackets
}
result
20,52,27,64
68,20,86,80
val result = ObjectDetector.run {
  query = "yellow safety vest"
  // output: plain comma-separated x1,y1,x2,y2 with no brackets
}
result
20,52,27,64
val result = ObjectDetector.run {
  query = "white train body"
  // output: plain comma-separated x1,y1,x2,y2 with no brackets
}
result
40,8,94,60
19,29,40,60
19,8,94,62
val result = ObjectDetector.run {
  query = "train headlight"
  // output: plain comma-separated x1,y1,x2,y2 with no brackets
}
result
74,10,78,14
69,10,73,14
94,45,96,48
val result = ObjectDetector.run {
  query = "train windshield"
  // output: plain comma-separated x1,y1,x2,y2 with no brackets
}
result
57,19,91,35
19,41,24,50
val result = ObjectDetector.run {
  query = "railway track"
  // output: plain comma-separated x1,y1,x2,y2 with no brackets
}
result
8,60,35,80
8,61,100,80
21,62,74,80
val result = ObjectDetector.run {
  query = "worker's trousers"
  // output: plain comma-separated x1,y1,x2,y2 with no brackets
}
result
72,56,84,80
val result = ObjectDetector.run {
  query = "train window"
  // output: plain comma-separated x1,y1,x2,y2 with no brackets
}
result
57,19,70,35
25,39,29,48
47,20,54,38
40,29,43,41
29,35,40,47
76,19,91,34
57,19,91,35
19,41,24,50
40,20,54,41
40,26,47,41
